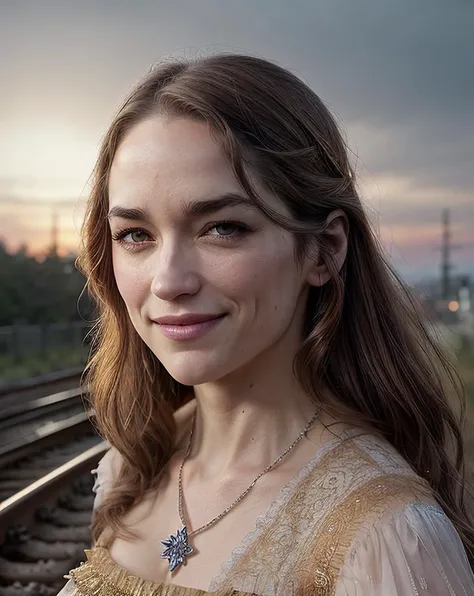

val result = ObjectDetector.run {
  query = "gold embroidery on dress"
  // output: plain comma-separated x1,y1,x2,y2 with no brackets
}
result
296,473,433,595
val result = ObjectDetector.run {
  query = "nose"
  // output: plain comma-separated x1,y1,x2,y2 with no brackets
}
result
150,241,201,301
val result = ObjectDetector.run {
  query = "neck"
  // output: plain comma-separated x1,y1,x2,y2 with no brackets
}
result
184,339,325,483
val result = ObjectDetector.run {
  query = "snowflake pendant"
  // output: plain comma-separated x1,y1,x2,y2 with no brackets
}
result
160,526,194,572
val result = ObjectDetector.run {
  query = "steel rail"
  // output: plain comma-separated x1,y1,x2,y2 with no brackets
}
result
0,387,86,425
0,410,94,469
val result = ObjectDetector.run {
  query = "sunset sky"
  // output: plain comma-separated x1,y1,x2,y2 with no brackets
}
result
1,0,473,281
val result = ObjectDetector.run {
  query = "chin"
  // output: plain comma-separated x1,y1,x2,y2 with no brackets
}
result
159,354,230,387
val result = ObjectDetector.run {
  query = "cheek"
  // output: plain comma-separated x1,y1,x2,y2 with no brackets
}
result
113,257,149,308
208,243,300,309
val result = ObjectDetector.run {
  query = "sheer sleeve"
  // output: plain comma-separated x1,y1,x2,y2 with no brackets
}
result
336,503,474,595
91,446,122,512
55,578,76,595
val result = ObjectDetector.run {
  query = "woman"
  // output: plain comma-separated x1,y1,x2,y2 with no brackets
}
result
59,54,474,595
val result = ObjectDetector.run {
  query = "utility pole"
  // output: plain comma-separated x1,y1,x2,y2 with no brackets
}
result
440,209,450,300
438,208,465,300
50,208,59,257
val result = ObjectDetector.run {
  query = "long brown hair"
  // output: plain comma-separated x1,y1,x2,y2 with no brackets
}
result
77,53,474,560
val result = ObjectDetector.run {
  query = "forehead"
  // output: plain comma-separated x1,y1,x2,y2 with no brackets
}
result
108,116,238,207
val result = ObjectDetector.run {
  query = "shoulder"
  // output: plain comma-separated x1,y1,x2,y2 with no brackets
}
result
315,429,434,503
344,429,421,477
337,502,474,594
300,430,473,592
308,429,432,508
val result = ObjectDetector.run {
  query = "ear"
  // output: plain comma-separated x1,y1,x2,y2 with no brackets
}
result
305,209,349,287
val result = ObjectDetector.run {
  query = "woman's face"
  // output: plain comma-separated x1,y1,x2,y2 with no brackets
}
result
108,116,316,386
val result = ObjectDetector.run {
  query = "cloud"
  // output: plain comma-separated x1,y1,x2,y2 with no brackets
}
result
1,0,472,277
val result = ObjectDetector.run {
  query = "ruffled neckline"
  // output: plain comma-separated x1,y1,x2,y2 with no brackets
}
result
69,547,249,595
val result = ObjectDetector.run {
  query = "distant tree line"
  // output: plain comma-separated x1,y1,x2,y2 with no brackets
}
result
0,240,95,326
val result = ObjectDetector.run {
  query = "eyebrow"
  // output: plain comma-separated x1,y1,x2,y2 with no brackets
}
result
107,192,257,222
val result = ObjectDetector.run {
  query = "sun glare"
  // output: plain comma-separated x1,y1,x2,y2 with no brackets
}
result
2,122,97,199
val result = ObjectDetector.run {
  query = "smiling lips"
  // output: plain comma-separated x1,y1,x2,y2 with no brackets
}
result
151,313,226,340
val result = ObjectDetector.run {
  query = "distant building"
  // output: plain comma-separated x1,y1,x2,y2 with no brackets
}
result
412,274,473,345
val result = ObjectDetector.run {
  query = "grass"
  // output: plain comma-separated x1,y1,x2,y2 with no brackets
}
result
0,346,89,385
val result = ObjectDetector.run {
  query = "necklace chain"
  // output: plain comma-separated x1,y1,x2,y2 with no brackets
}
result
177,407,320,538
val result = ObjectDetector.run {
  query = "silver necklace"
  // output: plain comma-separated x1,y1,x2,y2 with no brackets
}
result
160,407,320,572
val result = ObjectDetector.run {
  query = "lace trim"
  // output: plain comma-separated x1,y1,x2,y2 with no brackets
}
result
69,548,256,596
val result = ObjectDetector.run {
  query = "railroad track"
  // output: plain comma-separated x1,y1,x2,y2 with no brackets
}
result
0,384,107,594
0,387,91,467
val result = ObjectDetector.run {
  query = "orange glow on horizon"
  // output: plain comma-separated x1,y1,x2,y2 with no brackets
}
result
1,171,472,267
